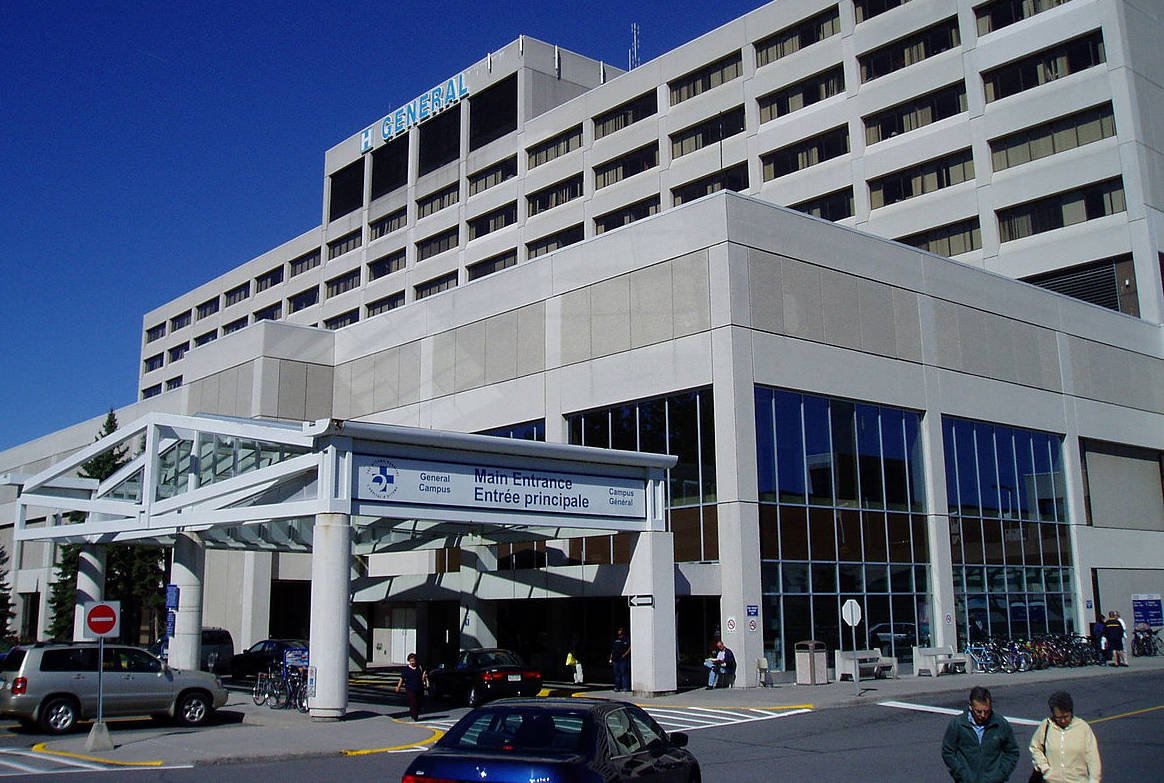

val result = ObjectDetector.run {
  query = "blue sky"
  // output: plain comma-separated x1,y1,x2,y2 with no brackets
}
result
0,0,765,453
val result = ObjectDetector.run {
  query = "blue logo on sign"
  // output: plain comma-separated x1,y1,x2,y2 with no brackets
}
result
365,459,399,499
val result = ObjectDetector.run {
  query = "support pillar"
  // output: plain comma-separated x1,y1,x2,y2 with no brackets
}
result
460,546,498,649
920,389,958,649
169,533,205,671
628,531,677,695
309,513,351,720
72,545,106,641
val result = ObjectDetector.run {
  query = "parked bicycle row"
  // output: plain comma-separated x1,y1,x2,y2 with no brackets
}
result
963,633,1106,673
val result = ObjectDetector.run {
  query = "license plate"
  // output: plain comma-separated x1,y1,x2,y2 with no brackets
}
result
507,674,521,682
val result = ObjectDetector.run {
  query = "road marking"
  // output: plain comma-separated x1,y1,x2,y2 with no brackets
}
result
879,701,1041,726
30,743,165,767
1089,704,1164,724
340,721,445,756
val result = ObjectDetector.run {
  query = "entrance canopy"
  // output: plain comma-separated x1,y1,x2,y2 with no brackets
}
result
13,413,675,553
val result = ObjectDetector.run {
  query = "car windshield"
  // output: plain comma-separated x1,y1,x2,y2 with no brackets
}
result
474,650,523,667
442,708,586,753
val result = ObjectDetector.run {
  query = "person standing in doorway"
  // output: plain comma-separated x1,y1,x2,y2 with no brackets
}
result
395,652,427,721
1029,690,1102,782
941,686,1020,783
610,627,631,692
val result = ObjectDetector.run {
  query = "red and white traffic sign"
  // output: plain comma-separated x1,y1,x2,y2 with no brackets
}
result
84,601,121,638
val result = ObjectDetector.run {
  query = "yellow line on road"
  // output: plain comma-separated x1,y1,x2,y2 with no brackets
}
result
340,721,445,756
1089,704,1164,724
30,742,163,767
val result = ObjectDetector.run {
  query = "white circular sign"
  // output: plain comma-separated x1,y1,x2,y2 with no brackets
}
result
945,613,953,625
748,619,758,632
726,617,737,632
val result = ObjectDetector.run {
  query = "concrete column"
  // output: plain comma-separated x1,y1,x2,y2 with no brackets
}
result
459,546,498,649
72,545,106,640
628,531,676,695
240,551,273,648
709,306,765,685
309,513,352,720
169,533,205,671
920,396,958,649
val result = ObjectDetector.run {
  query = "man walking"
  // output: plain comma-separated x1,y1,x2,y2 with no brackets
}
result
942,686,1020,783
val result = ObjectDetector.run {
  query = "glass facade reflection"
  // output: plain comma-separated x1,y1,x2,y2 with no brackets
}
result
567,388,718,563
755,387,930,670
942,417,1075,642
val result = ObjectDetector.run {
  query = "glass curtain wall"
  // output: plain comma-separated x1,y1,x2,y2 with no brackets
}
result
566,388,717,563
755,388,929,670
942,417,1073,643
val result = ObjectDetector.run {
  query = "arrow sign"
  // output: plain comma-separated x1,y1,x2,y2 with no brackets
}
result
84,601,121,639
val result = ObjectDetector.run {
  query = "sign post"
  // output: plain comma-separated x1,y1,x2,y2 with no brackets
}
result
83,601,120,752
841,599,863,698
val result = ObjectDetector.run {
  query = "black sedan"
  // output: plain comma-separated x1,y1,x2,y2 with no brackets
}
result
426,648,542,707
401,698,699,783
228,638,308,679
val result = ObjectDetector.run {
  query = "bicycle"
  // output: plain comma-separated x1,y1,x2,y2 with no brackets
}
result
963,642,1001,673
252,668,275,706
1132,626,1163,657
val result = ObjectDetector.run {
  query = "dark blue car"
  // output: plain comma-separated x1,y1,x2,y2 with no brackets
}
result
401,697,700,783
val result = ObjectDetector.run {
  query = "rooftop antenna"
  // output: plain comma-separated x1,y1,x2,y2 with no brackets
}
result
628,22,640,70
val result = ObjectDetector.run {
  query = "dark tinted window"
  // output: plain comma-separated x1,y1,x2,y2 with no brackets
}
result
442,708,586,752
202,629,233,646
2,649,25,672
41,648,98,671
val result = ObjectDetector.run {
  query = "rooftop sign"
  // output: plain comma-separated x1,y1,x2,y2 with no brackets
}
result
361,73,470,153
354,455,646,518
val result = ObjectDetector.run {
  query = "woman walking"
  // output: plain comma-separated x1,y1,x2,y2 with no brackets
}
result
1029,691,1102,783
395,652,427,721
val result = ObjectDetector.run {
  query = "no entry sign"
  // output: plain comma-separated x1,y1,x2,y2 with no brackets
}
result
84,601,121,638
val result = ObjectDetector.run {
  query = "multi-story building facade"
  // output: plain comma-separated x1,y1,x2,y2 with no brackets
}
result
137,0,1163,399
2,0,1161,685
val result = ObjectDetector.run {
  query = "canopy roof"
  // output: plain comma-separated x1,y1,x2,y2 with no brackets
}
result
11,413,674,554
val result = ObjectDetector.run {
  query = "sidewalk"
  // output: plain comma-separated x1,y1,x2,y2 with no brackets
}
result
33,655,1164,767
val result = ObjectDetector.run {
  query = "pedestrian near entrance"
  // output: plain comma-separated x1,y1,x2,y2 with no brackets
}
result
395,653,427,721
1103,612,1127,667
610,627,631,692
1029,691,1102,783
703,640,735,689
941,686,1020,783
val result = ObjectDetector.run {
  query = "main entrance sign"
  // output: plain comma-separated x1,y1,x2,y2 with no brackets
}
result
354,455,646,518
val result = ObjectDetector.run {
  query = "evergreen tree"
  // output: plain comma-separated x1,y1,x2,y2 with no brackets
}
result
45,410,128,640
0,546,15,639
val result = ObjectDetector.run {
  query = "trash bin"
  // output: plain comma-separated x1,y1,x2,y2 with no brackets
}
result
795,640,829,685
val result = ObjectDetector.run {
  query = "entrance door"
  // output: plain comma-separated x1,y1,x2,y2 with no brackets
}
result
390,607,416,665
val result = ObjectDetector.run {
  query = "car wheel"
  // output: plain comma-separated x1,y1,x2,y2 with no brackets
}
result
466,685,481,708
39,697,79,735
176,691,212,727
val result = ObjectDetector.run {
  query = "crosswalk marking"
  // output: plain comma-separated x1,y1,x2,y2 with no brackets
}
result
0,749,191,777
420,704,812,734
879,700,1041,726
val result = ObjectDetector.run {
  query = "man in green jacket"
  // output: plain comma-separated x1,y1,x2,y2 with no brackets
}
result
942,686,1020,783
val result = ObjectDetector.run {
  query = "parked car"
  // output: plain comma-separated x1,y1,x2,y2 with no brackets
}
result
148,627,235,674
869,623,918,649
401,697,700,783
0,642,228,734
427,648,542,707
229,638,308,679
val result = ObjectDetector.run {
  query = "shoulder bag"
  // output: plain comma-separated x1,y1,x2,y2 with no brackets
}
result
1028,721,1050,783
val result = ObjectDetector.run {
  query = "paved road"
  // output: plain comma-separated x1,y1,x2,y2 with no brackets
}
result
0,666,1158,779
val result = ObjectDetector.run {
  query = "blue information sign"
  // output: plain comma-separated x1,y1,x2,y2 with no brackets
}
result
1132,594,1163,627
165,610,176,638
165,584,180,610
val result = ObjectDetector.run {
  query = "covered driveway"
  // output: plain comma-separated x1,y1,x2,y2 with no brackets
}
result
13,413,677,717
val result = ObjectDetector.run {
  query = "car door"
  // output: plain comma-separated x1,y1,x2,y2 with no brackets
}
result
118,648,172,712
626,706,691,783
604,707,667,781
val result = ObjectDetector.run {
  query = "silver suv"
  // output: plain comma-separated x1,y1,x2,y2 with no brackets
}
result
0,643,228,734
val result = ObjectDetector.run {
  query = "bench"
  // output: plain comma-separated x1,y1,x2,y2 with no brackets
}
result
912,646,968,677
834,649,898,681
